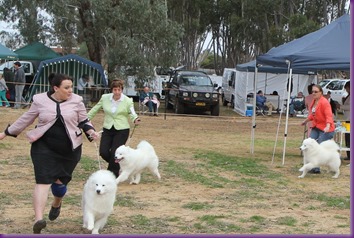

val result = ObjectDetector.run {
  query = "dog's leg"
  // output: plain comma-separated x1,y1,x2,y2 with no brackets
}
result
298,164,312,178
92,216,108,234
116,171,130,184
332,168,340,178
132,173,141,184
152,168,161,180
85,212,95,231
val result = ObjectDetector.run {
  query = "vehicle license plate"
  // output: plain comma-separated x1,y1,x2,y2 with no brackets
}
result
196,102,205,106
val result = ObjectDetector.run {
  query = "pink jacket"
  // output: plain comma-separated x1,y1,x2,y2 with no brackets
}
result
5,92,94,149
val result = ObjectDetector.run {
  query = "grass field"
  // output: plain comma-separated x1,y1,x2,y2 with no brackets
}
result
0,102,351,235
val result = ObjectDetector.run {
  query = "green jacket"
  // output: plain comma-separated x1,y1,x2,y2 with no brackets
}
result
88,93,138,130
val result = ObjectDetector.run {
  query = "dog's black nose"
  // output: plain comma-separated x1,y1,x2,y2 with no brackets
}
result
96,190,101,194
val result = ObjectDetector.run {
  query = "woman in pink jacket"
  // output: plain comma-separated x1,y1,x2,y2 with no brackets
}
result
301,84,335,173
0,73,100,234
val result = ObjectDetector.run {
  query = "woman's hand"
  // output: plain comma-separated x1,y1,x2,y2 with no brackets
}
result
88,130,100,140
0,132,6,140
134,117,141,125
323,124,330,133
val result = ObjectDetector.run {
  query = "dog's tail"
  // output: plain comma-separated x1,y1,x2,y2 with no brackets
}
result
137,140,155,153
320,139,340,151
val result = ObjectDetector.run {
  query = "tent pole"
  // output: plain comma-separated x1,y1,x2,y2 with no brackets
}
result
250,65,258,154
282,65,293,165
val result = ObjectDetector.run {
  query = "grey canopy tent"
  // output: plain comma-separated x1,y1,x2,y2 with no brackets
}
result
25,54,108,102
252,14,350,164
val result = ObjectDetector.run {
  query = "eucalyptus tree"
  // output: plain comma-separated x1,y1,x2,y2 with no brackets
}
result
167,0,211,70
0,0,53,48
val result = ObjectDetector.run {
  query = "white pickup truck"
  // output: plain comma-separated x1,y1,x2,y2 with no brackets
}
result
0,60,40,95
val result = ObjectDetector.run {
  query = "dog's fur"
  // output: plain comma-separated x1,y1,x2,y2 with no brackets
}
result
299,138,341,178
114,140,161,184
82,170,118,234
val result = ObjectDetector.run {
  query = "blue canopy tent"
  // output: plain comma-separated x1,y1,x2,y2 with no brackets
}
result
256,14,350,71
251,14,350,164
25,54,108,102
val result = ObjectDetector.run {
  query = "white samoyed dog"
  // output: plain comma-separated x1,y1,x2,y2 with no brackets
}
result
82,170,118,234
114,140,161,184
299,138,341,178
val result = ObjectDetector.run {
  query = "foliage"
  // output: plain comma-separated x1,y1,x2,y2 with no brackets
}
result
0,0,348,75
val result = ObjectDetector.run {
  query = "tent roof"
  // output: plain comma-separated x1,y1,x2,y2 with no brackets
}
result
25,54,107,102
15,42,60,61
0,43,18,60
236,60,316,75
256,14,350,71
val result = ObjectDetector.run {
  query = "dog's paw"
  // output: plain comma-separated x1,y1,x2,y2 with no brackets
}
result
298,175,304,178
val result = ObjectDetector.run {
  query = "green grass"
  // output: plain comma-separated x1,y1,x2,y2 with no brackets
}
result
182,202,214,210
276,216,297,226
308,194,350,209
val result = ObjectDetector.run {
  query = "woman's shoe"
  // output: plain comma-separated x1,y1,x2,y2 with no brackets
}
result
48,204,61,221
33,220,46,234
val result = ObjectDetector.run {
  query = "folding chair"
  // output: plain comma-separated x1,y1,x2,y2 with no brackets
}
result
138,101,148,115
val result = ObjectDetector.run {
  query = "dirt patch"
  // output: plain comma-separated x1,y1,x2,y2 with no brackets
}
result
0,105,350,235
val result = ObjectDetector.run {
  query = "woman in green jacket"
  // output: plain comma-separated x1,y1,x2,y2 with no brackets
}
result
88,79,140,177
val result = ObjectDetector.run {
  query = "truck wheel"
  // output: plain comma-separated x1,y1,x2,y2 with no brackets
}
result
211,103,220,116
175,98,184,114
222,94,228,106
230,96,235,108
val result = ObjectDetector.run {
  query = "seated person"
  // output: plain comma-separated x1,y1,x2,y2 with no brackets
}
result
289,91,305,116
256,90,275,116
139,86,160,116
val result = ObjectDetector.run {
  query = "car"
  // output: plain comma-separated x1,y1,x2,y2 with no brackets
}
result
165,70,220,116
319,78,349,104
221,68,236,107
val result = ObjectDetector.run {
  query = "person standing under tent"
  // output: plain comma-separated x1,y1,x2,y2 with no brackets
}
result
3,67,15,107
13,61,26,109
0,73,11,107
304,83,315,136
340,81,350,161
300,84,335,174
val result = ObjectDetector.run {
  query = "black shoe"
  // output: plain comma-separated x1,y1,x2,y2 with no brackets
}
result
309,168,321,174
48,204,61,221
33,220,46,234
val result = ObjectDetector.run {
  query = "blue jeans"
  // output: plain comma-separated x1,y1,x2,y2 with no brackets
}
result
309,127,334,143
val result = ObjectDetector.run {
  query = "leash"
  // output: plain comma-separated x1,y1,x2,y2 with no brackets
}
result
125,124,137,146
91,130,103,170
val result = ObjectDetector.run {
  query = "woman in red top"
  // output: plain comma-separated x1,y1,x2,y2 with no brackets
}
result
301,84,335,173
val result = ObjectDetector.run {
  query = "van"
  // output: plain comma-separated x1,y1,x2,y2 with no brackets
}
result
221,68,236,107
319,78,349,104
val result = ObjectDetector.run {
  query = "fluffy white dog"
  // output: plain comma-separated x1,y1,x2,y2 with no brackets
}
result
299,138,341,178
82,170,118,234
114,140,161,184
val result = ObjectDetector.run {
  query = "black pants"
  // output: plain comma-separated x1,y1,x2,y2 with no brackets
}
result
345,121,350,159
99,127,129,177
